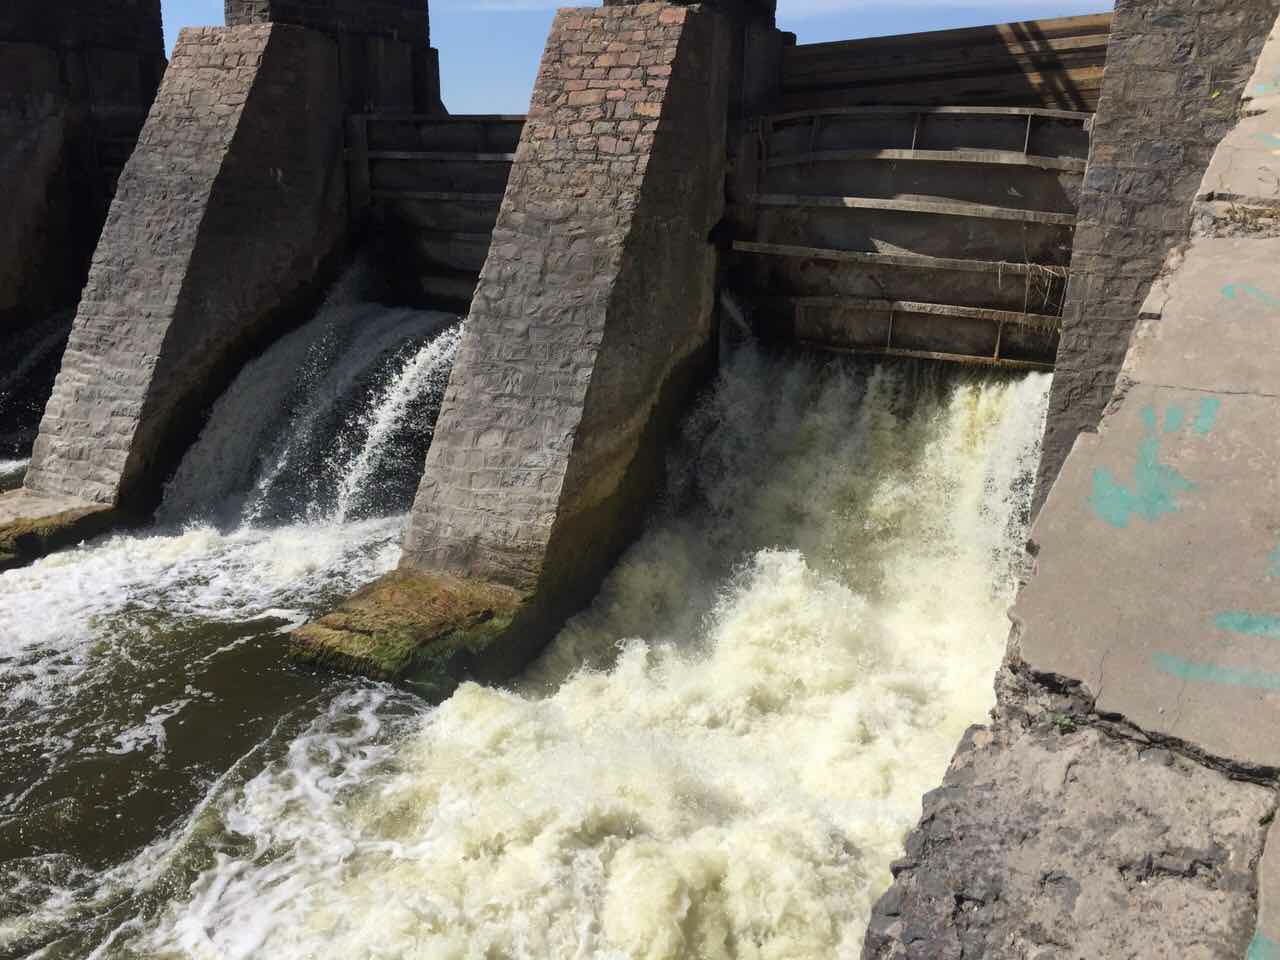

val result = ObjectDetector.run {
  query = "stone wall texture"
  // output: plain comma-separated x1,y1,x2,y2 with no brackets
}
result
0,0,166,455
401,3,731,619
225,0,427,42
224,0,437,112
1034,0,1280,510
0,0,165,53
25,23,348,509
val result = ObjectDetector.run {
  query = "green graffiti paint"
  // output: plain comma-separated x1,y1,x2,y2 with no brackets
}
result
1223,282,1280,307
1089,406,1197,528
1154,653,1280,691
1192,397,1221,435
1248,930,1280,960
1164,405,1186,434
1215,612,1280,639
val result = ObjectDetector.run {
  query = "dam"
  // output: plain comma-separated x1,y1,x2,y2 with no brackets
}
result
2,0,1280,957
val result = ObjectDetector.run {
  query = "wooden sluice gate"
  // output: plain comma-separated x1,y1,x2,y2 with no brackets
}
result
728,14,1112,370
346,113,525,310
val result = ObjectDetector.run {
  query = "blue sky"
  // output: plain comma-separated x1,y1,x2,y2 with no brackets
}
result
161,1,1113,114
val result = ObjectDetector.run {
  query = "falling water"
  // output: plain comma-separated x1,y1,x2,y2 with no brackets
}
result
0,283,463,959
0,347,1051,959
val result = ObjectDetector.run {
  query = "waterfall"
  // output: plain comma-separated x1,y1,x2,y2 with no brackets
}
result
156,296,461,529
0,347,1052,960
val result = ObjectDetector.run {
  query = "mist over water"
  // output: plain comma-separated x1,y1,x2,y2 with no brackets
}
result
0,347,1050,959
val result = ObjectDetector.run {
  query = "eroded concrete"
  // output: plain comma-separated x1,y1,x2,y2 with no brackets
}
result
864,672,1274,960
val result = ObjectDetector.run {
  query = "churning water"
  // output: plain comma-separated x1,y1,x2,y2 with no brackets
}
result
0,346,1049,959
0,282,462,958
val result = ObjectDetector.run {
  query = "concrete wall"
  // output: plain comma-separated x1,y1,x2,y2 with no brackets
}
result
1035,0,1280,510
397,1,732,646
225,0,438,113
24,23,348,510
0,0,166,456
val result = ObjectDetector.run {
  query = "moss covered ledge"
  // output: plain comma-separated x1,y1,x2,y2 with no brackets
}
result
290,569,530,695
0,491,119,572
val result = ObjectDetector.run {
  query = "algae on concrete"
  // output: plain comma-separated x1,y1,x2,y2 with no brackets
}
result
290,569,528,696
0,491,117,572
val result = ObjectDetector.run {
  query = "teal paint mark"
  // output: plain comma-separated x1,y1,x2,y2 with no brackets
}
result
1269,545,1280,578
1256,133,1280,149
1223,283,1280,308
1248,931,1280,960
1258,83,1275,95
1164,404,1186,434
1153,653,1280,691
1088,405,1198,528
1193,397,1221,435
1215,612,1280,639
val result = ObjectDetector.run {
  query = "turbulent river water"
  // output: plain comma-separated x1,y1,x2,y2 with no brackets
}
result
0,323,1050,958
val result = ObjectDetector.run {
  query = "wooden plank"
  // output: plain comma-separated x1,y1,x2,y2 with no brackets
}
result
368,150,516,163
786,14,1113,58
752,193,1078,226
732,240,1069,276
767,147,1087,173
782,296,1061,329
768,104,1093,124
371,190,504,204
356,113,526,123
777,67,1107,113
782,34,1110,88
796,340,1055,370
784,30,1109,74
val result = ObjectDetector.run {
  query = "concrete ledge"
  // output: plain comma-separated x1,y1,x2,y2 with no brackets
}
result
863,676,1273,959
0,490,118,571
290,570,529,696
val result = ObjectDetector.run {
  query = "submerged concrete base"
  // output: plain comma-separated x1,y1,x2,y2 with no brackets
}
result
291,570,529,697
0,490,117,571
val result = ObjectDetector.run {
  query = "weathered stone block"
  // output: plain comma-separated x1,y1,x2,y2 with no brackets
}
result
23,23,348,510
1035,0,1280,510
301,3,735,681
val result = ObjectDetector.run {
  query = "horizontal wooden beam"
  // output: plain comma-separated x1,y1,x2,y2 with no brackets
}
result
367,150,516,163
782,34,1110,89
776,68,1106,114
752,193,1078,226
767,147,1087,173
357,113,526,123
371,190,504,204
796,340,1055,370
784,296,1061,330
733,240,1069,277
767,104,1093,124
786,14,1112,59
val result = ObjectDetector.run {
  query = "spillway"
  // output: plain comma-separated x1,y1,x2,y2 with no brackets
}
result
0,346,1049,958
0,283,462,958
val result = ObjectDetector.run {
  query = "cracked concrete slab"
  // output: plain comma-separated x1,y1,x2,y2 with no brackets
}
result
1122,237,1280,395
1016,381,1280,771
863,708,1273,960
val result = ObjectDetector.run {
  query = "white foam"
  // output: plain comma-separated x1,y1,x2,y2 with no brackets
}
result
331,323,463,522
110,352,1052,960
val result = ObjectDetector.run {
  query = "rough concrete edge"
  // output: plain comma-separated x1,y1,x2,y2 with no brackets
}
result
0,503,123,572
289,568,532,698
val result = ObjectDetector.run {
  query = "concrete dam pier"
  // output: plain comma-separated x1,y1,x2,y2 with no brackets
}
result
0,0,166,458
3,0,1280,955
